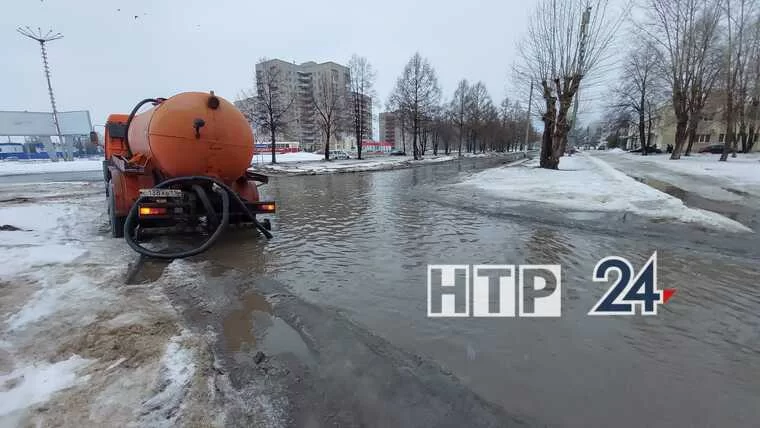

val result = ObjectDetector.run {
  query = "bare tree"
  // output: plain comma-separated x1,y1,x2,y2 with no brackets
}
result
449,79,470,155
641,0,722,160
245,58,295,164
745,14,760,152
519,0,621,169
312,73,346,161
721,0,759,160
614,40,663,155
389,53,442,160
465,81,495,153
684,2,723,156
349,55,377,160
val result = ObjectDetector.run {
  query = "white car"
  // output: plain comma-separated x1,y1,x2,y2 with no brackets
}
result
329,150,351,160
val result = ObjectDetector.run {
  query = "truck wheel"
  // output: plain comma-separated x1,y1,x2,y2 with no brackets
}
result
108,180,125,238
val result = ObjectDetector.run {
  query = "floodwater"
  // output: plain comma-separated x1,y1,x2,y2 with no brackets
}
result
198,156,760,427
11,158,755,426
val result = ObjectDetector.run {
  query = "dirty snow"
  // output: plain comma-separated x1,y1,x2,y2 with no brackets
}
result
0,181,211,426
251,152,525,175
462,154,751,232
6,274,105,331
0,158,103,176
136,333,197,427
0,355,92,417
252,151,323,164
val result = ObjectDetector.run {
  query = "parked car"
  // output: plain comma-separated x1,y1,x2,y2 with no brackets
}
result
698,144,726,154
389,150,406,156
629,146,663,154
329,150,351,160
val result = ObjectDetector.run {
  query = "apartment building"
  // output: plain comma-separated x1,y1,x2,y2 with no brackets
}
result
249,59,354,151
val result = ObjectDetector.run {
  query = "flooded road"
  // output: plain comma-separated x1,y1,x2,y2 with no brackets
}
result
193,156,760,427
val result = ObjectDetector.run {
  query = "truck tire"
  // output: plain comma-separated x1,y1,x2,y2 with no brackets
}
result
108,180,125,238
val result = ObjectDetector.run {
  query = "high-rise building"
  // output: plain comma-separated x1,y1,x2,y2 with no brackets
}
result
379,111,406,151
351,91,373,142
249,59,355,152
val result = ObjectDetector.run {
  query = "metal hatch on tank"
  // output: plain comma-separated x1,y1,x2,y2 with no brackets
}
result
102,91,275,259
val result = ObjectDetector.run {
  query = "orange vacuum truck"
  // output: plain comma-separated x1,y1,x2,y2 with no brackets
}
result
103,91,275,259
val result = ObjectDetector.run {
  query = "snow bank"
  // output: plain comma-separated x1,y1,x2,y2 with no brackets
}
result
0,355,92,416
250,152,524,175
608,148,626,154
461,154,751,232
0,159,103,176
252,152,323,164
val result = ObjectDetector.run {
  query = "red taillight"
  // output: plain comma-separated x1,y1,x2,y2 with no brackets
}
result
260,203,276,213
138,206,168,216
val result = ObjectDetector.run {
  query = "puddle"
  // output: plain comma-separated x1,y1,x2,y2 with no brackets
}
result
222,292,314,365
124,257,170,284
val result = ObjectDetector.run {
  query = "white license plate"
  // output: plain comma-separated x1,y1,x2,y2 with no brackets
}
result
139,188,183,198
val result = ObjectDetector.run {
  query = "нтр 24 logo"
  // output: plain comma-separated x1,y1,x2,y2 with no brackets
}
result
588,251,676,316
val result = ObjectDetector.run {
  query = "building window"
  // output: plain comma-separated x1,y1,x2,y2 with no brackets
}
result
719,134,725,143
704,134,710,143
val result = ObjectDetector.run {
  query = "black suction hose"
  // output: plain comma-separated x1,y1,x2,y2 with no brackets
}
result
123,98,160,158
124,176,272,259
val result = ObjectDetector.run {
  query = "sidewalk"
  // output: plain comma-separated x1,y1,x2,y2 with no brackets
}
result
592,152,760,231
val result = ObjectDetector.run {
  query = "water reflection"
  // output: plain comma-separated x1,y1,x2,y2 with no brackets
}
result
205,157,760,427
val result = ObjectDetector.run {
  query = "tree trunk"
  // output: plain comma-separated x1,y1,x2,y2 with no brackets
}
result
684,126,697,156
638,98,646,156
539,81,557,169
324,129,331,161
738,122,748,153
747,124,756,153
412,123,419,160
270,128,277,164
721,101,735,161
670,115,689,160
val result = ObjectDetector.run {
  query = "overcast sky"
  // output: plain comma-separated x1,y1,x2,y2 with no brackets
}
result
3,0,615,135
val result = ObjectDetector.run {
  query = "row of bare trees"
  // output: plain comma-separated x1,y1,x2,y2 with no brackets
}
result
387,53,538,160
239,55,376,163
611,0,760,161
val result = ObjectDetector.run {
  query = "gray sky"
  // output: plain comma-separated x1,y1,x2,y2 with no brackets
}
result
3,0,538,131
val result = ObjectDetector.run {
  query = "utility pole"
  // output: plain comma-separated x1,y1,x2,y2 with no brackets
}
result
17,26,71,161
523,80,534,154
568,6,592,149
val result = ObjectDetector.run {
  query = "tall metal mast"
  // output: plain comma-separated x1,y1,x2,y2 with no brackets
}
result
568,6,592,147
17,26,70,161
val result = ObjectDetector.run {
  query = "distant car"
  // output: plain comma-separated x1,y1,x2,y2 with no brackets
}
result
698,144,726,154
629,146,663,154
389,150,406,156
329,150,351,160
597,145,607,150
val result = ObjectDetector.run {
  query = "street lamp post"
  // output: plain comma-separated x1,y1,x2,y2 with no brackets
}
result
17,26,71,161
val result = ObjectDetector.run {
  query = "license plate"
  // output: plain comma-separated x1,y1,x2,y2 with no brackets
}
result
139,188,183,198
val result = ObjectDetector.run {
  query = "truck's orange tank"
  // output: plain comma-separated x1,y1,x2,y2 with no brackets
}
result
127,92,253,182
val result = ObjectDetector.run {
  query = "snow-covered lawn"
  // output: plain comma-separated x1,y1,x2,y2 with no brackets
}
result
460,154,751,232
251,152,526,175
0,182,212,426
0,158,103,176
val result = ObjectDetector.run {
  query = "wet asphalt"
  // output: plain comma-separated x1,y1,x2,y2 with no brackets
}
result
4,155,759,427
